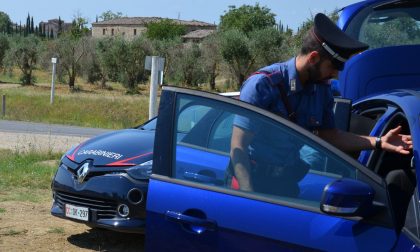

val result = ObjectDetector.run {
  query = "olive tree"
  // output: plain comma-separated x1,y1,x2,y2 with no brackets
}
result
219,29,253,88
150,38,183,82
200,33,223,90
168,42,205,87
82,37,103,85
4,35,41,85
91,37,119,87
249,27,284,66
52,34,89,89
0,34,10,71
218,4,284,89
110,37,152,93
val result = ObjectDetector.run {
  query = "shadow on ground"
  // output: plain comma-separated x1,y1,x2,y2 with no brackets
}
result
67,228,145,251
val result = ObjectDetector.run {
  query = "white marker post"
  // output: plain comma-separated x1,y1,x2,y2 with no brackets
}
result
50,57,57,104
145,56,165,119
149,56,159,119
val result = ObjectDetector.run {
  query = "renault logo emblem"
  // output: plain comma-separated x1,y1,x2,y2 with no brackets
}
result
77,162,91,183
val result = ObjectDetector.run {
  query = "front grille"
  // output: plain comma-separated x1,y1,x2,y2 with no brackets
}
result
62,163,126,183
55,191,118,219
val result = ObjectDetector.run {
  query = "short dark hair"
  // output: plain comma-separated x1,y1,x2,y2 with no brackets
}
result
300,28,330,60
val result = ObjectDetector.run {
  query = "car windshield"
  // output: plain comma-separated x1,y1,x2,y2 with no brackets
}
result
345,1,420,49
138,118,157,130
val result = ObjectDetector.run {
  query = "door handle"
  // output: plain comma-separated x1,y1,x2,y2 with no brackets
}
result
165,210,217,233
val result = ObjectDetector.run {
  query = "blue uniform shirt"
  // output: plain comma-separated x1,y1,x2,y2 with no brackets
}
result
237,57,335,132
234,57,335,173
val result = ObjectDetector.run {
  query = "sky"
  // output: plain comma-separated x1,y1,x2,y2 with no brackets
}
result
2,0,361,32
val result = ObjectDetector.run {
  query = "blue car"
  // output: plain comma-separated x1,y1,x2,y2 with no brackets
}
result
50,121,155,233
336,0,420,100
146,86,419,251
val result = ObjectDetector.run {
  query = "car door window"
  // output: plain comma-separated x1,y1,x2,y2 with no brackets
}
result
172,94,361,207
208,112,234,153
177,105,211,133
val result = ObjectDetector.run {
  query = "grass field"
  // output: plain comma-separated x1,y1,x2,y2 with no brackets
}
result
0,80,152,129
0,149,62,202
0,68,52,84
0,67,236,129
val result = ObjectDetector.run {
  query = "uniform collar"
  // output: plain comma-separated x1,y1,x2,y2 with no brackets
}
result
287,57,318,94
287,57,304,93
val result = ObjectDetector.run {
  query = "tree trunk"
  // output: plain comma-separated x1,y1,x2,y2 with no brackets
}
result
208,63,217,90
236,73,245,90
69,75,75,90
69,64,76,90
209,75,216,90
126,77,136,93
22,72,31,85
100,76,107,89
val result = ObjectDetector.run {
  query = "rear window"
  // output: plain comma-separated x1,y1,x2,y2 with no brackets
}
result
345,1,420,49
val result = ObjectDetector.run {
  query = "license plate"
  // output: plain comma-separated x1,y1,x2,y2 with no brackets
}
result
65,204,89,221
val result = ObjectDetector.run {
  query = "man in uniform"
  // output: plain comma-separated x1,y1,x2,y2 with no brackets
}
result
230,13,413,195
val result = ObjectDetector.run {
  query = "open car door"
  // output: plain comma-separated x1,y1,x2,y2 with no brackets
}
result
146,86,399,251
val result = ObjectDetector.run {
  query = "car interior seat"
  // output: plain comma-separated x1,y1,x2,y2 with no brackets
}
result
375,114,415,231
385,168,416,232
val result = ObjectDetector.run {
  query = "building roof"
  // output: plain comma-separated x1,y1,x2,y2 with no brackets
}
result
92,17,216,27
182,29,216,39
39,19,71,25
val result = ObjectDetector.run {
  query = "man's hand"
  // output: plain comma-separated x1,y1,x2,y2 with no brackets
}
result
380,125,412,155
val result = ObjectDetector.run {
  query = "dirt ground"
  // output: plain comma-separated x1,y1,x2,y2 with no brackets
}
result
0,130,145,251
0,196,145,251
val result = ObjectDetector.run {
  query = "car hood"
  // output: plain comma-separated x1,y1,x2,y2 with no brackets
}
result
65,129,155,166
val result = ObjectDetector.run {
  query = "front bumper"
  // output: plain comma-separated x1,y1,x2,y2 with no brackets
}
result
51,165,148,233
51,201,146,233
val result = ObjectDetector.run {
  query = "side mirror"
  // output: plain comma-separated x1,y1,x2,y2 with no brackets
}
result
320,178,374,217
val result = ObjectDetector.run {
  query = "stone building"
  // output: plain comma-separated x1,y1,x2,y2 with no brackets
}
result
91,17,216,41
39,19,72,38
182,29,216,43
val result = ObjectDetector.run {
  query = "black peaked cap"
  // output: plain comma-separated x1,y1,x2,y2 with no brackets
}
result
313,13,369,69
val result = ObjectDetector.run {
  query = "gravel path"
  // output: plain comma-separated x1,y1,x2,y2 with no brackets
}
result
0,120,111,153
0,131,88,153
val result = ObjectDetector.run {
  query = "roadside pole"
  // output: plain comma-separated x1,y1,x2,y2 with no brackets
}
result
50,57,57,104
149,56,159,119
145,56,165,120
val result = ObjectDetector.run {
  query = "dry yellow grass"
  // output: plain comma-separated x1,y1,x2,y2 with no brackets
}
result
0,67,236,129
0,81,153,129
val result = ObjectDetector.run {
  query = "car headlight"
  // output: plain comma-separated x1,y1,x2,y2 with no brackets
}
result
126,160,153,180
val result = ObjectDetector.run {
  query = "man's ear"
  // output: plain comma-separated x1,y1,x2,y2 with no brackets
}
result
308,51,321,65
